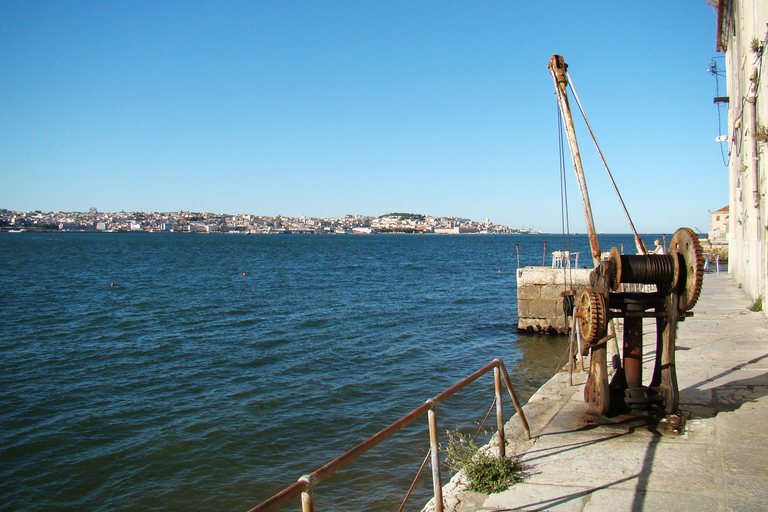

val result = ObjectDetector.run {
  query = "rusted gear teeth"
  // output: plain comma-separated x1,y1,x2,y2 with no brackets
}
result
670,227,705,311
578,288,607,346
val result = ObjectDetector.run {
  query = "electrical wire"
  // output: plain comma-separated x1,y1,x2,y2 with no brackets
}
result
709,57,730,167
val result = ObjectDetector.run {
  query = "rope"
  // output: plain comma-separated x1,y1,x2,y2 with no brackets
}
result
565,70,648,255
557,101,573,285
554,338,573,377
557,96,576,341
556,95,575,342
473,398,497,443
396,451,430,512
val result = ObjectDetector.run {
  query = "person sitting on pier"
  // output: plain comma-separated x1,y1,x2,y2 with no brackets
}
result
651,239,665,254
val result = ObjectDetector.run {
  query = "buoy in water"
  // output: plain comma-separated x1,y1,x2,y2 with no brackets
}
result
242,272,247,276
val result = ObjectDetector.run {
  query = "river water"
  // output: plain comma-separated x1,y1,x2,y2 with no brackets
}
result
0,232,647,511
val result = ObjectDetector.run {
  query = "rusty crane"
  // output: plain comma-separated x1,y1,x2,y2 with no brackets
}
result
548,55,704,417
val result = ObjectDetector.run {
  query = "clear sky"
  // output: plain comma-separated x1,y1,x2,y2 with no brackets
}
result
1,1,727,233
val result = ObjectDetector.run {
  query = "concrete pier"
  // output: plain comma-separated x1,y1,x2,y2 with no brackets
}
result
428,272,768,512
516,267,591,334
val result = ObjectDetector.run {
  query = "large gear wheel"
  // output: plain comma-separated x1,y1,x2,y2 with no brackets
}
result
578,288,607,346
669,227,705,311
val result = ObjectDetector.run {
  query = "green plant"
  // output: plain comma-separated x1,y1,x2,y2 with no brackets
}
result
442,429,524,493
749,298,763,312
751,37,763,55
755,124,768,143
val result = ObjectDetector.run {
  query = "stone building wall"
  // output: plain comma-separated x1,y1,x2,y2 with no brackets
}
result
717,0,768,315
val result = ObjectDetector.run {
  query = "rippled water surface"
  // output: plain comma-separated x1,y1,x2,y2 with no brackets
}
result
0,232,644,511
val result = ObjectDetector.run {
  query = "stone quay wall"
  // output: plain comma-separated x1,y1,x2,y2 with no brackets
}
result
516,267,592,334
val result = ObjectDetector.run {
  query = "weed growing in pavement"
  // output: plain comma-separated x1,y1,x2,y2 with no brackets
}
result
442,429,524,493
749,298,763,312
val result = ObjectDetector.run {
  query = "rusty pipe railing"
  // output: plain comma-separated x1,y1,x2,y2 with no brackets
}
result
248,358,529,512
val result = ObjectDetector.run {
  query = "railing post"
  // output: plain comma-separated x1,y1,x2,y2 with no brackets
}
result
494,366,505,458
426,400,443,512
497,360,531,440
298,474,315,512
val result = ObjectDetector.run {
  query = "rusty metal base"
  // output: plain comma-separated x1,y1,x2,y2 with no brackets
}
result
612,371,664,415
582,409,688,437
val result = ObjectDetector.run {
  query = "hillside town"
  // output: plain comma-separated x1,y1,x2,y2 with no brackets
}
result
0,208,538,234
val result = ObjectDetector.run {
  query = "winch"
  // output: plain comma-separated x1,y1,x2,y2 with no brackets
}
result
577,228,704,415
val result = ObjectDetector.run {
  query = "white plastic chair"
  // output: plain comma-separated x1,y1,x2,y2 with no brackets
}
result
704,254,721,273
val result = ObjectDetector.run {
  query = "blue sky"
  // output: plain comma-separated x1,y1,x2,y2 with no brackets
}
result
1,1,727,233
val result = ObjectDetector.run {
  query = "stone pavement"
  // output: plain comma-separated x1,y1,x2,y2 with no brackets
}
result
474,272,768,512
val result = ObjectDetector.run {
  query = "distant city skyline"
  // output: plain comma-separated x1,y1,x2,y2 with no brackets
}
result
1,2,727,234
2,208,534,234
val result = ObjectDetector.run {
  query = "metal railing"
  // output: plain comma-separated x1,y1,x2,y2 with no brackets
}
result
248,358,530,512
